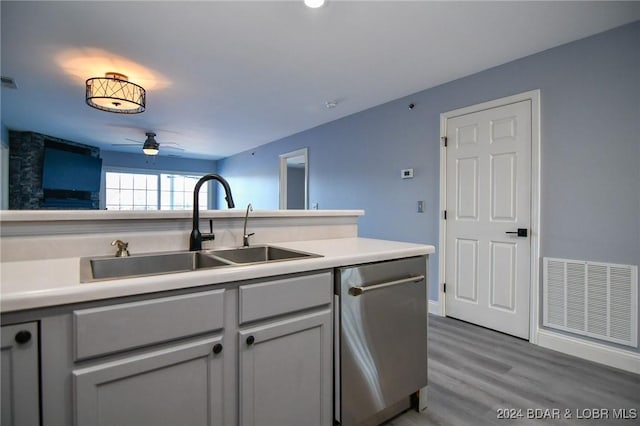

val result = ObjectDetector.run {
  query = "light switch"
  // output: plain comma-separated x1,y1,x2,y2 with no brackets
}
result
401,168,414,179
417,201,424,213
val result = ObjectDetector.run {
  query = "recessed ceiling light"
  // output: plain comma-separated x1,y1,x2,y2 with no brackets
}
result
325,100,337,109
305,0,325,9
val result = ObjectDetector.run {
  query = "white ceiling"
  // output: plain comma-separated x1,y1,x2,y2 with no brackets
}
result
2,1,639,160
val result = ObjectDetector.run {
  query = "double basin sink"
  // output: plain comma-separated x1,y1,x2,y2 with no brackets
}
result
80,245,320,283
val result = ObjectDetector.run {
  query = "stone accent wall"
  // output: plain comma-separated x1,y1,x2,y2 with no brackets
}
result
9,131,44,209
8,131,100,209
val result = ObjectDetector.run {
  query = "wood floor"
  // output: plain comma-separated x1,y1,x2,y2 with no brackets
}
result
384,315,640,426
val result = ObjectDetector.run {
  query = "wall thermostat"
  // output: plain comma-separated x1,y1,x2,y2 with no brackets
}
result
401,168,414,179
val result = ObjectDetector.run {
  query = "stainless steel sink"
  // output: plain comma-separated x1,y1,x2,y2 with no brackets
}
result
80,245,320,283
80,251,232,282
209,245,319,264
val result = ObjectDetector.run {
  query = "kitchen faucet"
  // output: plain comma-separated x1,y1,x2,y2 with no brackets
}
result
243,203,255,247
189,174,235,251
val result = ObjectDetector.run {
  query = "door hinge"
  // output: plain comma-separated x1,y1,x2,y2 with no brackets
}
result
443,210,447,220
441,136,448,147
443,283,446,293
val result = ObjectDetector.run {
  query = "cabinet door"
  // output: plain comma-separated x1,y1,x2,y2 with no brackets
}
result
239,309,332,426
1,322,40,426
73,336,224,426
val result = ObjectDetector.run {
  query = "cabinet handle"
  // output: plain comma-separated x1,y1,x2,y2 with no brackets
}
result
246,335,255,346
212,343,223,354
15,330,32,344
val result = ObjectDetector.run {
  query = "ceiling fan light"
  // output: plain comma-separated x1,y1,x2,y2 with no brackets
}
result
304,0,325,8
86,72,146,114
142,132,159,155
143,147,159,156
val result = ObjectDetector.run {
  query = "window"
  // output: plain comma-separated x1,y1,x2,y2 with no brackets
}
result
160,174,203,210
104,171,207,210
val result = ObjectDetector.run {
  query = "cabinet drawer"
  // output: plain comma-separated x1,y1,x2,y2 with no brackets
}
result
74,289,225,360
239,272,332,324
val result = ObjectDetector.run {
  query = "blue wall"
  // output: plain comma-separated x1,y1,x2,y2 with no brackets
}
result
218,23,640,304
215,146,279,209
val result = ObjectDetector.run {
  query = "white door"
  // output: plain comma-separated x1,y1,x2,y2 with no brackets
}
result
445,100,531,339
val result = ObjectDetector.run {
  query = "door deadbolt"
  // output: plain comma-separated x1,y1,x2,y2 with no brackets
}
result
505,228,528,237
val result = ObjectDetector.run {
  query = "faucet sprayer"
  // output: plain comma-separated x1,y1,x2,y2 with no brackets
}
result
243,203,255,247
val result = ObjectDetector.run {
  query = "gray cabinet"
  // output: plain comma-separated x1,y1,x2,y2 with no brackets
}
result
237,271,333,426
239,310,333,426
6,270,334,426
1,322,40,426
70,289,227,426
73,336,225,426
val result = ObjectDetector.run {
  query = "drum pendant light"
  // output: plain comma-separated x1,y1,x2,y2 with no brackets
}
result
86,72,146,114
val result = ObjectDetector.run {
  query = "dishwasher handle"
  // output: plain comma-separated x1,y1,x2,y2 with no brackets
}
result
348,274,425,296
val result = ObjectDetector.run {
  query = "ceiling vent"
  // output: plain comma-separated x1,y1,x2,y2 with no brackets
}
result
1,76,18,89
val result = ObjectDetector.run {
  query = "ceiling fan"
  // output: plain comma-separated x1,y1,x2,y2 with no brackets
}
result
111,132,185,156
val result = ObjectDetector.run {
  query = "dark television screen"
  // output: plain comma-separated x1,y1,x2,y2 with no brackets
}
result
42,148,102,192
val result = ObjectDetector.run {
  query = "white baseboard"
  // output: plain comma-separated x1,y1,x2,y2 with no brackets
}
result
536,329,640,375
428,300,442,316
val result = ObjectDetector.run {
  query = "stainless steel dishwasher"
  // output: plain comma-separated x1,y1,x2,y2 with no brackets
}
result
335,256,428,426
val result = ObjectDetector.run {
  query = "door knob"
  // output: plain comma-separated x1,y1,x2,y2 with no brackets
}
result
505,228,528,237
15,330,31,344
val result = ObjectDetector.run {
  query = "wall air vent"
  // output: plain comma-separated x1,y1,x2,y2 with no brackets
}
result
1,76,18,89
543,257,637,347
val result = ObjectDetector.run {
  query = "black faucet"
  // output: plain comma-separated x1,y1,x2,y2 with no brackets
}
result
190,174,235,251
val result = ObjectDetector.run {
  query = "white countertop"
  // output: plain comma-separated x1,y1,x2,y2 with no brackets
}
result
0,209,364,223
0,238,434,313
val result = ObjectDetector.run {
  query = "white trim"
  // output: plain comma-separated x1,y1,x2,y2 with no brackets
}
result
428,300,442,316
529,91,541,344
537,329,640,375
279,148,309,210
438,90,541,344
438,114,447,317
